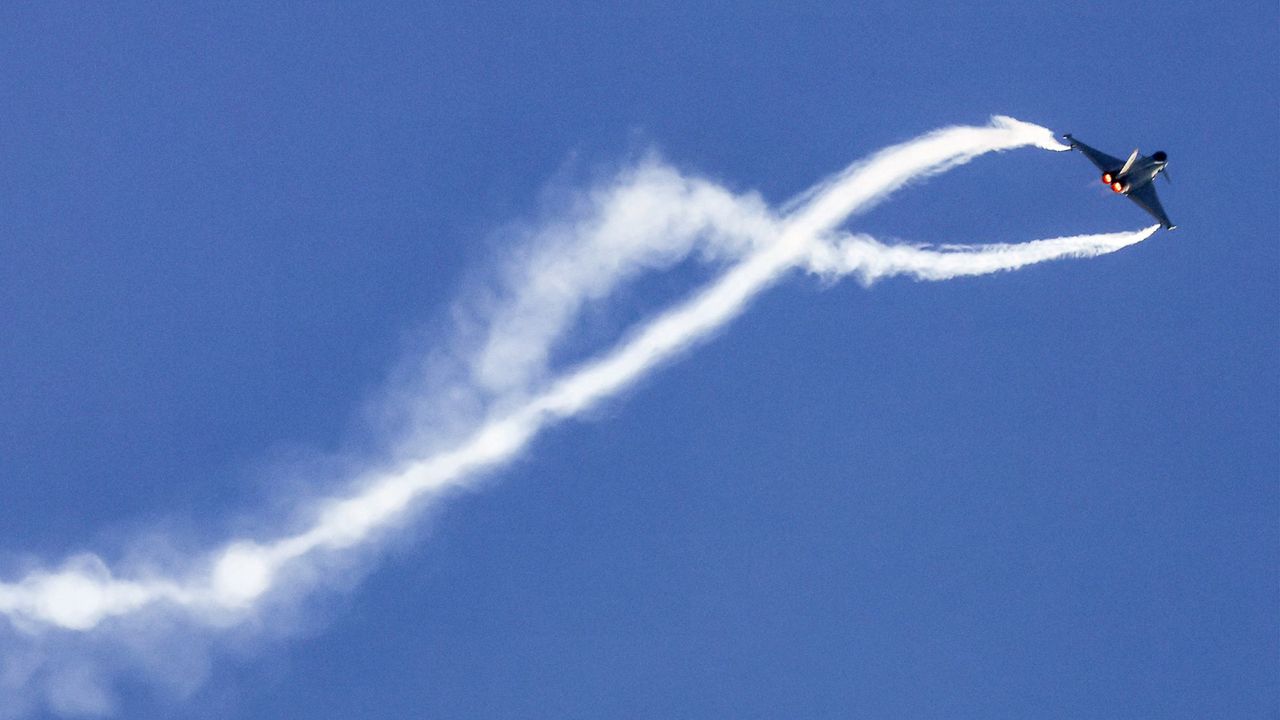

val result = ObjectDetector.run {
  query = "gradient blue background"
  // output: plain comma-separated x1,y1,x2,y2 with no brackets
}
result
1,3,1275,717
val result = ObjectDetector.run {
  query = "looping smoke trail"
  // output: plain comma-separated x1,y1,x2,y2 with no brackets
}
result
0,117,1153,643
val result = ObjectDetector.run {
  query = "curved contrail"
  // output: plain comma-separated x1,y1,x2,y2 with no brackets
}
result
0,117,1155,636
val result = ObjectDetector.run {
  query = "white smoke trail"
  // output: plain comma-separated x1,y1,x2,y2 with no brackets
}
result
809,227,1156,284
0,117,1153,645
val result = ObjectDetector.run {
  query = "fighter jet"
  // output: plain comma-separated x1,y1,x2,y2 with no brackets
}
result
1063,133,1176,230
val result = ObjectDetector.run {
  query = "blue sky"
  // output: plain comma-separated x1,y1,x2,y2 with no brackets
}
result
1,3,1276,718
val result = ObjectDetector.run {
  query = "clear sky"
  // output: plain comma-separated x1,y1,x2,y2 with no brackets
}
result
0,2,1276,718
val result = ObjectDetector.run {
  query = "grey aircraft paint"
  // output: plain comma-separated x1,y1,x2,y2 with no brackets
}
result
1063,133,1176,230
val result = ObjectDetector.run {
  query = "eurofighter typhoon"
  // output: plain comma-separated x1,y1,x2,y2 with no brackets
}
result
1063,133,1176,230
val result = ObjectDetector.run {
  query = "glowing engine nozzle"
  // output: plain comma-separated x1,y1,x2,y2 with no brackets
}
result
1111,181,1125,193
1102,172,1113,184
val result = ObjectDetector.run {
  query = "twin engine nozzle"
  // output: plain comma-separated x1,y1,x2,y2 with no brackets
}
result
1101,151,1166,194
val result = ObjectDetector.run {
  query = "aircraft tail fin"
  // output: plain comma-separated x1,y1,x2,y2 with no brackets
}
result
1118,148,1140,177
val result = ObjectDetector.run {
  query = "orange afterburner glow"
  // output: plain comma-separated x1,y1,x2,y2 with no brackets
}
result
1111,181,1125,193
1102,172,1113,184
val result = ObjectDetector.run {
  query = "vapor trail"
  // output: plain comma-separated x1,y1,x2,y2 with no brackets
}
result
0,117,1154,636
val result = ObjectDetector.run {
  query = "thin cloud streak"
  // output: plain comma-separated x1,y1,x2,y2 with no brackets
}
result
0,117,1151,637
